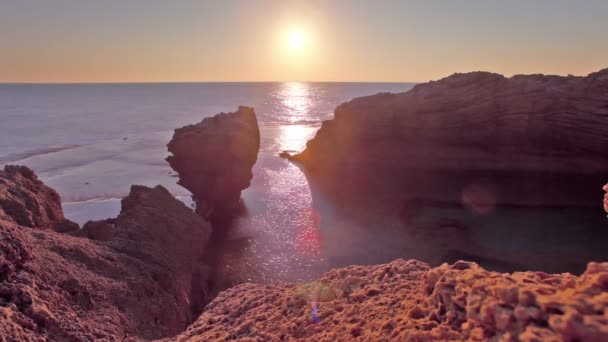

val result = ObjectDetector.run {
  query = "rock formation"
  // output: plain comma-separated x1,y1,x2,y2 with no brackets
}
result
1,166,211,341
167,259,608,341
167,106,260,219
293,69,608,273
295,69,608,208
0,165,78,232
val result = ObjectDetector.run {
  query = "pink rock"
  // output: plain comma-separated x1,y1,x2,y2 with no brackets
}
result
167,106,260,219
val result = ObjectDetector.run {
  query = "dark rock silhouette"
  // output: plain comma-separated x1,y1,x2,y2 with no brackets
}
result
167,259,608,341
1,167,211,341
167,106,260,219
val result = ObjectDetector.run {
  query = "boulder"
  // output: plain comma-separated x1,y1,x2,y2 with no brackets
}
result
166,106,260,219
0,168,211,341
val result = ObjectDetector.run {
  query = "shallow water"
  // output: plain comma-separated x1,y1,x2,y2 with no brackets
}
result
0,82,414,283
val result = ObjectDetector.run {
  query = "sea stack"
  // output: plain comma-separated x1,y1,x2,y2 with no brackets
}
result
166,106,260,219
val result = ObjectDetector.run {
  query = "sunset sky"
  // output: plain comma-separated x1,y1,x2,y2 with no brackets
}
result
1,0,607,83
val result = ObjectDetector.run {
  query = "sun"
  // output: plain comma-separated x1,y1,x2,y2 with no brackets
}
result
284,27,310,54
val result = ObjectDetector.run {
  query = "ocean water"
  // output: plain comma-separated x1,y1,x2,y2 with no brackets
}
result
0,82,413,283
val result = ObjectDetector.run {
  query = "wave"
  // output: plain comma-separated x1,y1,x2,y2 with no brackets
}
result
0,144,82,165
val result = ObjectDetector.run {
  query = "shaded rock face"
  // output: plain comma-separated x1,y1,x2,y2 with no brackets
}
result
296,69,608,207
0,165,78,232
294,69,608,273
168,259,608,342
167,106,260,219
1,169,211,341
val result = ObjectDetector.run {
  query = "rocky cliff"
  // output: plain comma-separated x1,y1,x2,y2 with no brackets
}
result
293,69,608,273
0,166,211,341
295,69,608,208
167,259,608,341
167,106,260,219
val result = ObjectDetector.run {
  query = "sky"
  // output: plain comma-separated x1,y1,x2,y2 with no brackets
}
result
1,0,607,83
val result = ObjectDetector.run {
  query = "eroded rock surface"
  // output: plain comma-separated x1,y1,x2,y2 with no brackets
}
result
0,165,78,232
168,259,608,342
1,167,211,341
167,106,260,219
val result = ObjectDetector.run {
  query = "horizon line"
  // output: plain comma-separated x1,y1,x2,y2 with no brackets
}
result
0,80,422,85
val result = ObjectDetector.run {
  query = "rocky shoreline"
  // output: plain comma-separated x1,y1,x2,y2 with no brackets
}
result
2,69,608,340
294,68,608,274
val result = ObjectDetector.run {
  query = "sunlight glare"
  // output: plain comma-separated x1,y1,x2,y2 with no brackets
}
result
284,27,310,55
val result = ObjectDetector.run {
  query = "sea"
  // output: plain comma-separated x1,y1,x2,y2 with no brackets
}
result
0,82,414,283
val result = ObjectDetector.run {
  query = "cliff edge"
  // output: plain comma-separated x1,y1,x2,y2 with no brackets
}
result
0,166,211,341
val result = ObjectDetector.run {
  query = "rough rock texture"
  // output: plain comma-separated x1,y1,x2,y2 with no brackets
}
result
295,69,608,208
167,259,608,342
1,168,211,341
0,165,78,232
167,106,260,219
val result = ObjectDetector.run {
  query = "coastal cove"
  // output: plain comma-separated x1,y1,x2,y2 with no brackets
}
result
1,69,608,341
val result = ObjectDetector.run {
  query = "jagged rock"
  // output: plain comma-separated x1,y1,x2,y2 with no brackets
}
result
166,106,260,219
166,259,608,341
0,165,78,232
0,169,211,341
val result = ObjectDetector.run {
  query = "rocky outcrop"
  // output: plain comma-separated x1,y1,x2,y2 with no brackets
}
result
167,259,608,341
293,69,608,273
295,69,608,208
1,167,211,341
0,165,78,232
167,106,260,219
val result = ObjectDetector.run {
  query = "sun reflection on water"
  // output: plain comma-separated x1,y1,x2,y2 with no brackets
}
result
277,125,317,152
280,82,312,121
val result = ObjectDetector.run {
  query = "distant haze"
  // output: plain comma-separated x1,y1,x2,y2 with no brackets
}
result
1,0,607,83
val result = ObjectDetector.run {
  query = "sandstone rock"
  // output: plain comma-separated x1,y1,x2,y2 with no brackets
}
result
295,69,608,208
167,259,608,341
166,106,260,219
293,69,608,273
0,169,211,341
0,165,78,232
